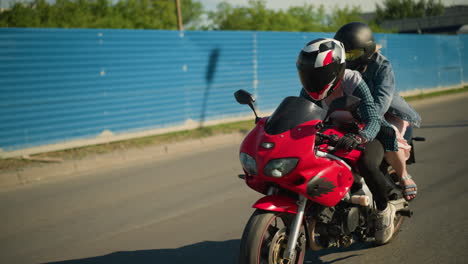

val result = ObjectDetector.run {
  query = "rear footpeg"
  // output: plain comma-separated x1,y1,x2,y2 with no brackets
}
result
398,209,413,217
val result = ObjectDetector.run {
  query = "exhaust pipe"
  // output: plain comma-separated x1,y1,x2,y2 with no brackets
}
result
309,219,324,251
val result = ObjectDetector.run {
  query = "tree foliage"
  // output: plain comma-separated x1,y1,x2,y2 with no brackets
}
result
0,0,389,32
206,0,387,32
375,0,444,23
0,0,204,29
206,0,328,32
325,5,385,33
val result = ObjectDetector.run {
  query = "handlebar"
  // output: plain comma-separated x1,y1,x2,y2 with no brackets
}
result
316,132,365,151
355,145,365,151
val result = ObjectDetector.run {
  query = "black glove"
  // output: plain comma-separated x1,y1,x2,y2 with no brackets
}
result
335,133,363,151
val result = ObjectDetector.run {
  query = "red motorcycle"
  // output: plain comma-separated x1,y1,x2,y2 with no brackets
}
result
234,90,419,264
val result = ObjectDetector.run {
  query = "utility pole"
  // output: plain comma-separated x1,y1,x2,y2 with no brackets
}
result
176,0,183,31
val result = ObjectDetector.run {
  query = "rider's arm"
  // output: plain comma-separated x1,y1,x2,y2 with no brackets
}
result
370,61,395,118
352,80,381,142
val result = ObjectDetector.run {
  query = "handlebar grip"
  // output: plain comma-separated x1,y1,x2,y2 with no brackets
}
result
316,132,365,151
356,145,365,151
316,132,331,139
316,132,338,141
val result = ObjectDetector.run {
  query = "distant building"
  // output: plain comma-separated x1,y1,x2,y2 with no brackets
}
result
362,5,468,34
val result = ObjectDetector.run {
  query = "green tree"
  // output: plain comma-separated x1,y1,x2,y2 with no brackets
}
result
0,0,204,29
0,2,39,27
207,0,273,31
0,0,387,32
326,5,388,33
284,4,327,32
375,0,444,23
207,0,327,32
206,0,386,33
327,6,363,31
181,0,204,29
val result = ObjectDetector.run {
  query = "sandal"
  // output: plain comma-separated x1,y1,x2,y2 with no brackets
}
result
401,174,417,201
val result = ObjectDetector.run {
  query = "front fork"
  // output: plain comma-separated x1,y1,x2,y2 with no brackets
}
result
282,194,308,264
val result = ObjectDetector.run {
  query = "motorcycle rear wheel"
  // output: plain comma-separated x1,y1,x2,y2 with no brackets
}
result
238,209,306,264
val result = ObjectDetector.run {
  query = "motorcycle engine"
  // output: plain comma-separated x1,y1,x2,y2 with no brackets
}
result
312,204,362,248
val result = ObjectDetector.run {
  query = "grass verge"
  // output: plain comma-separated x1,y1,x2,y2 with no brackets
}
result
404,86,468,101
1,86,467,172
0,120,255,171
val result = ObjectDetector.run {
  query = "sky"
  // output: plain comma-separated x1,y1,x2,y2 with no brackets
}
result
1,0,467,11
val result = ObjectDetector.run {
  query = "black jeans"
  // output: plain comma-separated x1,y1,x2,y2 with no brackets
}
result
357,139,391,211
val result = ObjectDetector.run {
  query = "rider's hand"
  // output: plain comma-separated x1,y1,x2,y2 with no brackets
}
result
335,133,363,151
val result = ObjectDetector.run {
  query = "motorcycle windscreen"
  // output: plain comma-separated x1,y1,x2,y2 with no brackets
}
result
265,96,327,135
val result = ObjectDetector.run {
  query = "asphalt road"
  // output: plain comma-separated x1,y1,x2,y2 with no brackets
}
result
1,93,468,264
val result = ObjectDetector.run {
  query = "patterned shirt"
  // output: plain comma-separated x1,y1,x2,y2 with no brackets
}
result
363,52,421,127
300,70,398,151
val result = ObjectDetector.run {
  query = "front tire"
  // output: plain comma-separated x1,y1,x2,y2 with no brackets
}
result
238,209,306,264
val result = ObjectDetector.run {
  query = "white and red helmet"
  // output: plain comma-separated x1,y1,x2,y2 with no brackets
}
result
297,38,346,101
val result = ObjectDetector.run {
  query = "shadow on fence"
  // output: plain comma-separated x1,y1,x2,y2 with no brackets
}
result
200,48,221,128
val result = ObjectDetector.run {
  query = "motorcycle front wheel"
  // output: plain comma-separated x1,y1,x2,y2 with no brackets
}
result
238,209,306,264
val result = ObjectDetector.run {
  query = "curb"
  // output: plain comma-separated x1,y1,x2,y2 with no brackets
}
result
0,133,245,191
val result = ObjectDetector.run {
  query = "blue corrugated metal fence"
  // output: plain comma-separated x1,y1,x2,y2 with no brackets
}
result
0,28,467,157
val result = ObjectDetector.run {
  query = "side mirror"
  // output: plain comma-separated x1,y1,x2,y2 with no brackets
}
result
234,89,260,123
234,89,255,105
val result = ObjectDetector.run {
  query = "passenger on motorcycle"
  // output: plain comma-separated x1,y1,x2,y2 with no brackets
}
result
334,22,421,202
297,38,397,244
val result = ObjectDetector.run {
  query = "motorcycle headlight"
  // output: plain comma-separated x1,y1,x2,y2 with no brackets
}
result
264,158,299,178
240,152,257,175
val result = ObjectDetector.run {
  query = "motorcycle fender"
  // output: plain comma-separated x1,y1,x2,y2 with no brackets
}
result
252,195,298,214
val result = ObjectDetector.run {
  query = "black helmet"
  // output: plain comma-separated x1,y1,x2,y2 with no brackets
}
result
297,38,346,101
334,22,376,71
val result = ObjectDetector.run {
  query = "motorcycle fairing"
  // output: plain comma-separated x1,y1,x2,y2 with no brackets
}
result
252,195,298,214
240,116,354,207
265,96,327,135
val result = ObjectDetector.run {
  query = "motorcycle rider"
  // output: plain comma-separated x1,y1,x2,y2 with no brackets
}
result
334,22,421,201
297,38,397,244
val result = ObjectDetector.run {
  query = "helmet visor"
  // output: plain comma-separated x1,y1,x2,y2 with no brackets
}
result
298,66,339,101
345,49,365,61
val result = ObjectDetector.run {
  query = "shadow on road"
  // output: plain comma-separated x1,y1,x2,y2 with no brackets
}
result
304,241,372,264
45,239,373,264
45,240,239,264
